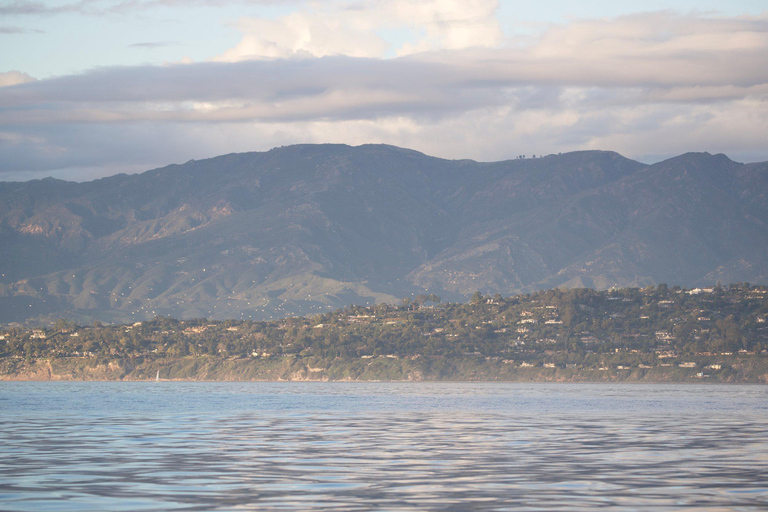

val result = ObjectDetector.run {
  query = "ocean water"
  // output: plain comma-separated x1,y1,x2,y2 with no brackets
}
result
0,382,766,511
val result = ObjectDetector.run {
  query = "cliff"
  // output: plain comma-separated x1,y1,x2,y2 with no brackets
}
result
3,355,766,383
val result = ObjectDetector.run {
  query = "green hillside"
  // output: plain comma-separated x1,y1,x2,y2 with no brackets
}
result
3,284,767,382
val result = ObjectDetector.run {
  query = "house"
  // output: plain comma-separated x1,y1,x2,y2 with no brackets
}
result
688,288,714,295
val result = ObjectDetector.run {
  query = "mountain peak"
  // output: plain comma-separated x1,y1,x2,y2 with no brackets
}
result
657,151,737,167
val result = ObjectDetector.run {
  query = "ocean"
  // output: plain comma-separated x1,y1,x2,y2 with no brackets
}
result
1,382,766,511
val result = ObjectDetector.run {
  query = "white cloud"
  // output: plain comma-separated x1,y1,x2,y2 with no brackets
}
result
216,0,503,61
532,12,768,59
389,0,503,54
0,70,36,87
418,12,768,88
217,11,388,61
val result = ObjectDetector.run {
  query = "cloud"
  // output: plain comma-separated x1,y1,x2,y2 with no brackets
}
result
389,0,503,55
0,1,46,15
0,57,505,123
0,0,302,16
217,13,389,60
0,70,36,87
1,11,767,179
4,91,767,181
217,0,503,61
0,0,83,16
0,25,44,33
3,12,766,124
128,41,180,49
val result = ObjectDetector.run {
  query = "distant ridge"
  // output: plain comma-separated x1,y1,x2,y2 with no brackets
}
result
1,144,767,324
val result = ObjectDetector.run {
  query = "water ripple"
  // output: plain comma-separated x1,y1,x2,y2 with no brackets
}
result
0,383,767,511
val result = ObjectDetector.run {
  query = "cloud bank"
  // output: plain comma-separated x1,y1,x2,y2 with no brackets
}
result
1,7,767,179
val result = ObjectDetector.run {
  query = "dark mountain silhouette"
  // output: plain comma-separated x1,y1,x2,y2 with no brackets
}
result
1,144,767,324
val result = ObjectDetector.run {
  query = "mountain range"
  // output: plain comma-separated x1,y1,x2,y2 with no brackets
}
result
1,144,767,324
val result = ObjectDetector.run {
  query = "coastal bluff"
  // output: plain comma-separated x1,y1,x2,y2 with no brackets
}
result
3,355,767,383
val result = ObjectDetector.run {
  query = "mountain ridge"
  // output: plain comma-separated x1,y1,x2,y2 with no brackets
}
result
1,144,767,324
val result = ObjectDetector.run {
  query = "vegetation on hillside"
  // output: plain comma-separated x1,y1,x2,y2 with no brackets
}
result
2,284,767,381
3,145,768,325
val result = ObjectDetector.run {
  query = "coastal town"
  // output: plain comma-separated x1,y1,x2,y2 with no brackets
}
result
2,283,767,382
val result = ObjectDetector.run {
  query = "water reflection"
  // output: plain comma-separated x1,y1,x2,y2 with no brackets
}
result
0,383,767,511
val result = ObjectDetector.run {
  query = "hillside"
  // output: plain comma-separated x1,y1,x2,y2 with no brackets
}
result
2,284,767,382
1,144,768,324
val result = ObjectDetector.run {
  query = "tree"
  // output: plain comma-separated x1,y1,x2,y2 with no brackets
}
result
54,319,78,333
471,291,483,304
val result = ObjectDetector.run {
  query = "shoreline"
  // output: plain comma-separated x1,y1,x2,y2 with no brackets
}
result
3,379,764,385
3,355,766,383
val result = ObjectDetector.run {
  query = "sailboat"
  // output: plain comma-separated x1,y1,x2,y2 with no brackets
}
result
155,370,160,382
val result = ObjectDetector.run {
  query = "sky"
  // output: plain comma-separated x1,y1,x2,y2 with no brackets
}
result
1,0,767,181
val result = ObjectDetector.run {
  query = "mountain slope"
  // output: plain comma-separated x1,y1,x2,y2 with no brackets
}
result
1,144,766,324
